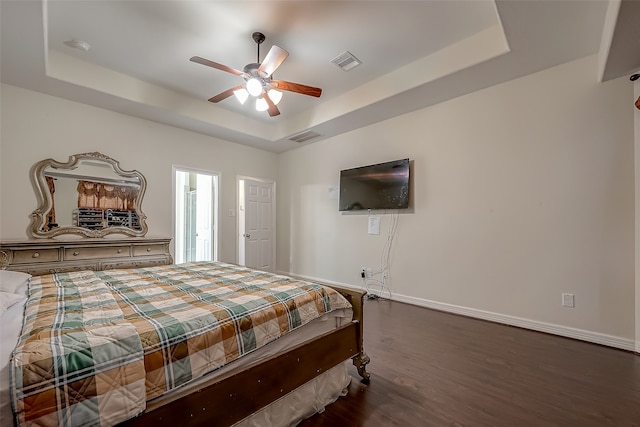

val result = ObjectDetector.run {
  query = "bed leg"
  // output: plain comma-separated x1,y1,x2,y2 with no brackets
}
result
353,352,371,383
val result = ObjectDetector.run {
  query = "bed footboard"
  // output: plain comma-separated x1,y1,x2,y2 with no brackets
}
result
121,322,361,427
327,284,371,383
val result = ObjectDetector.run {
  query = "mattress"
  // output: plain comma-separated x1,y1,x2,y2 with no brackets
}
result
1,264,353,426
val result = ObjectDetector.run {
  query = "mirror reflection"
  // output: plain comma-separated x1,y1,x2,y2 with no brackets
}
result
30,152,148,238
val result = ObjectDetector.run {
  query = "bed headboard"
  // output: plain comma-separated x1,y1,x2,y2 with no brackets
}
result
0,238,172,275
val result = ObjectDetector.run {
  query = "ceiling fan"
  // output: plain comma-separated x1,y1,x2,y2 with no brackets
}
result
190,32,322,117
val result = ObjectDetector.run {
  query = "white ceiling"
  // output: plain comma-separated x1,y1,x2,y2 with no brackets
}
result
2,1,639,153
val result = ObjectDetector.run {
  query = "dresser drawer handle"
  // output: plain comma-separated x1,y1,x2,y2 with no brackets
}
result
117,249,122,253
146,248,151,252
32,252,39,258
73,251,79,256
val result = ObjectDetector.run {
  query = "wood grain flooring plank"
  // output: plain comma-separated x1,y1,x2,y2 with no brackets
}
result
301,299,640,427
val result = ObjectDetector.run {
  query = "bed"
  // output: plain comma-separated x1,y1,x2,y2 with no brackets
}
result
0,256,370,427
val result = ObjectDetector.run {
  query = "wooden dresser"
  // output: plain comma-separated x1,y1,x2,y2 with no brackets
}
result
0,238,172,275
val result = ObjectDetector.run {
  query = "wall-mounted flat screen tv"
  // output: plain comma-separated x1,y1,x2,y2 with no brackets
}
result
339,158,410,211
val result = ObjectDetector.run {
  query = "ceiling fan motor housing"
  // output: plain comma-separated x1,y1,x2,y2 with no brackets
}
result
243,63,272,92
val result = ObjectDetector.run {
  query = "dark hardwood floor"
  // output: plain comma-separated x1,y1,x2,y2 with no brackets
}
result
300,299,640,427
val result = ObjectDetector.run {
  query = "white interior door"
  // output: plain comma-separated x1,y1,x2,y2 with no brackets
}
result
242,179,274,271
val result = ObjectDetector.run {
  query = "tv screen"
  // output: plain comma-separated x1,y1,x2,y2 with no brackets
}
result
339,158,410,211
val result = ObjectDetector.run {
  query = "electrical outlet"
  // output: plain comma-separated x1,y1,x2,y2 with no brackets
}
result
360,268,366,279
562,293,575,308
365,268,373,278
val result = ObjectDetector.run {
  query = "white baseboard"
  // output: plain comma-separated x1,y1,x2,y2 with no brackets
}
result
282,271,637,353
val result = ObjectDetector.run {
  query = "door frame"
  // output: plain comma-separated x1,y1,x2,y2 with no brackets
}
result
236,175,276,269
172,165,220,263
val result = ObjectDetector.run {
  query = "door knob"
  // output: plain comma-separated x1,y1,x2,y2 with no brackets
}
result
243,233,251,238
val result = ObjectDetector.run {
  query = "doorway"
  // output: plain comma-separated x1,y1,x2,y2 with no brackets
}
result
174,167,219,264
238,177,275,272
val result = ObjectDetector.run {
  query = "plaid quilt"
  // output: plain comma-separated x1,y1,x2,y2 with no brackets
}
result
11,261,352,426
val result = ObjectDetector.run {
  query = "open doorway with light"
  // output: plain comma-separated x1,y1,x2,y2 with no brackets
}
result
174,167,219,264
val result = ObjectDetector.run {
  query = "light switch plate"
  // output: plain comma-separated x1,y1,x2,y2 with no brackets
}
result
368,216,380,235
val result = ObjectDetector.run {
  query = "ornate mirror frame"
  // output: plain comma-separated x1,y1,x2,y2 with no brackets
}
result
29,152,148,238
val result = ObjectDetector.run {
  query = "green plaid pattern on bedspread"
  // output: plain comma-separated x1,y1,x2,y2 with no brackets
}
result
11,261,352,426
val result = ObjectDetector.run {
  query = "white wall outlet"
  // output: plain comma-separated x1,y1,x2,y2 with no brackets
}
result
562,293,575,308
365,267,373,278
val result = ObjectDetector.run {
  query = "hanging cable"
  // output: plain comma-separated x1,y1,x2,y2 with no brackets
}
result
364,210,399,299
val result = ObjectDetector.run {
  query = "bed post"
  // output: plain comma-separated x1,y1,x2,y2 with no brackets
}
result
328,285,371,383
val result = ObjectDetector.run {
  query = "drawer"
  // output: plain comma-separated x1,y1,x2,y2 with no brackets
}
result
11,248,60,264
133,244,165,257
64,246,131,260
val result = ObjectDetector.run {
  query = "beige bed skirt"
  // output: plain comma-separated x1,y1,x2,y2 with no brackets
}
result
234,362,351,427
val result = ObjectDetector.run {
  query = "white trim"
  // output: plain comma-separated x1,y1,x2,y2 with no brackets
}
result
281,271,637,353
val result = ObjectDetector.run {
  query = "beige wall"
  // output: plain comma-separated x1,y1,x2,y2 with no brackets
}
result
0,83,278,263
277,55,636,347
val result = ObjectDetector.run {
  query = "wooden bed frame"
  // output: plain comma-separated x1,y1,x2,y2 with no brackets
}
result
0,239,370,426
124,282,370,427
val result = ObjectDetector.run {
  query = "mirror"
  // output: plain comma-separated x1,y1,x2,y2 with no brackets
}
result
29,152,148,238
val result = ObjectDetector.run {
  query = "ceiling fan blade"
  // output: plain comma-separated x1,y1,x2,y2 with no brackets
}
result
262,92,281,117
190,56,245,77
258,46,289,77
208,85,245,103
271,80,322,98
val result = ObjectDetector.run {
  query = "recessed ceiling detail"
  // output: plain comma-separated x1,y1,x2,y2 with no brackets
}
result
1,1,632,153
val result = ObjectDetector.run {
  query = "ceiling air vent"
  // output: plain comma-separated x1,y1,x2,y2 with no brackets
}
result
288,130,322,143
331,51,362,71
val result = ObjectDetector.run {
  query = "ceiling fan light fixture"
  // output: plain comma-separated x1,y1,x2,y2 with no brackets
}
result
269,89,283,105
246,78,263,96
255,96,269,111
191,32,321,117
233,88,249,104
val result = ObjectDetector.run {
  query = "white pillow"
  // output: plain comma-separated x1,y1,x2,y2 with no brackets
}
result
0,292,26,318
0,270,31,294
